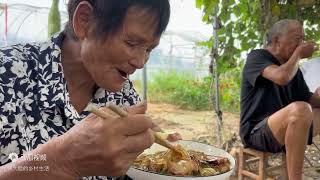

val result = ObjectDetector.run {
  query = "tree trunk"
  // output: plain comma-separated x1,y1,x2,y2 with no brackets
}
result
260,0,277,47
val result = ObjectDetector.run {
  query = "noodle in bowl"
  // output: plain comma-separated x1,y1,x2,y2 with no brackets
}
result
127,140,235,180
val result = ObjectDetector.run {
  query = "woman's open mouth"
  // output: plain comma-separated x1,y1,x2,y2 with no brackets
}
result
118,69,128,79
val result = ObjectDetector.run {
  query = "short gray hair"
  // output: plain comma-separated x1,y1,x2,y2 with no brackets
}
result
266,19,301,45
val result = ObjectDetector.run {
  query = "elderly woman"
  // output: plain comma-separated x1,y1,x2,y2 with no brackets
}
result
0,0,172,179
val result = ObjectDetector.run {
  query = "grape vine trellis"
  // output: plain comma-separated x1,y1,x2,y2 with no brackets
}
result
196,0,320,73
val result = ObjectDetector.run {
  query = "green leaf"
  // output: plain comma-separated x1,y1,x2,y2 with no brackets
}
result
196,0,204,9
272,3,281,17
48,0,61,37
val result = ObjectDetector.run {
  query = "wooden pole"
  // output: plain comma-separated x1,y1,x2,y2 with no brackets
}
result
142,66,148,101
211,7,223,147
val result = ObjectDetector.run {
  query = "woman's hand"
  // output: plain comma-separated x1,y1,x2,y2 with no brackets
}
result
125,101,147,114
126,102,182,141
126,102,162,132
60,108,155,178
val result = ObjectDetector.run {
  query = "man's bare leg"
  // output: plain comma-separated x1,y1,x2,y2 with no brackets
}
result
267,101,313,180
313,108,320,137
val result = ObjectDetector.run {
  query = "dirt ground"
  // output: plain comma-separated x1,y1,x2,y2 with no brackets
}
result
147,103,320,179
148,103,239,143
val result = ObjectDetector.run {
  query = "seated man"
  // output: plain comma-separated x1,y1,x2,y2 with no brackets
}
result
240,19,320,180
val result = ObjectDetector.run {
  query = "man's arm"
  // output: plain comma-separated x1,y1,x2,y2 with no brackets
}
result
0,137,75,180
262,55,300,86
262,42,316,86
309,88,320,108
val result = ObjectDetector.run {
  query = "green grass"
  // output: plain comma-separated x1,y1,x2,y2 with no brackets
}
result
133,69,241,112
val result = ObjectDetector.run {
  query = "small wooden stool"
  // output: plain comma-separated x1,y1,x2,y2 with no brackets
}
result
237,146,288,180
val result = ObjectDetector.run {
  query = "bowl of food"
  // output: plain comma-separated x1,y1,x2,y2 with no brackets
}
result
127,140,235,180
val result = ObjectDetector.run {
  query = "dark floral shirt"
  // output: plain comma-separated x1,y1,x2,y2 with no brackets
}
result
0,32,140,180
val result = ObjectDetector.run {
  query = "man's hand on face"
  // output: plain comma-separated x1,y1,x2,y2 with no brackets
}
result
296,41,319,59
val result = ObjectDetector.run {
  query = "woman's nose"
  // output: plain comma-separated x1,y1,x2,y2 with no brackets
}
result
129,52,147,69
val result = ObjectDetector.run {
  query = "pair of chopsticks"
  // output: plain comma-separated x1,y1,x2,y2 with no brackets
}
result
87,104,178,153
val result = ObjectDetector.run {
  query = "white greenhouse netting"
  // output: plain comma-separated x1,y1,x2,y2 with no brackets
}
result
0,2,68,46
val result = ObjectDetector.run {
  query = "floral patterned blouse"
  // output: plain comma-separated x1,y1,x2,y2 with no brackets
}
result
0,32,140,180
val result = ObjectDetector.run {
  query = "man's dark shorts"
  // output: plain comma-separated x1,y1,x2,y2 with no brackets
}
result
246,117,313,153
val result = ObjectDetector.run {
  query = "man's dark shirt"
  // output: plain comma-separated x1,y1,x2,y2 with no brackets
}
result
240,49,312,146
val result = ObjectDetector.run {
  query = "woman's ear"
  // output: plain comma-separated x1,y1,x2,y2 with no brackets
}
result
72,1,93,41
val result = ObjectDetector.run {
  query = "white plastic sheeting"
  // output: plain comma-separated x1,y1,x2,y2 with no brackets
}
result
301,57,320,92
0,2,67,46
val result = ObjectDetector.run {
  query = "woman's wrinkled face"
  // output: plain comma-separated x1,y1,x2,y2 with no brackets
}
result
81,7,160,92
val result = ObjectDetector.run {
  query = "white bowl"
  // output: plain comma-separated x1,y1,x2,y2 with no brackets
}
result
127,140,235,180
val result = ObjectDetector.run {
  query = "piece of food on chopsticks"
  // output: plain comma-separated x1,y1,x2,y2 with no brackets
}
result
133,144,231,176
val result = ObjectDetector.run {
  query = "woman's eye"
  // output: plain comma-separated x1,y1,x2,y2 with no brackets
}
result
126,41,137,47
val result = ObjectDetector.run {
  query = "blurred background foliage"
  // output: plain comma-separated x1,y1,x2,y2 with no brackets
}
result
142,0,320,113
